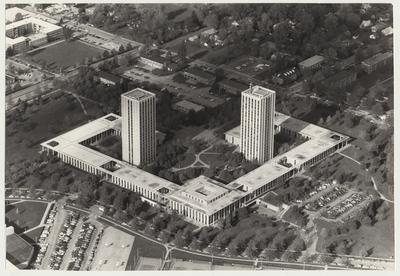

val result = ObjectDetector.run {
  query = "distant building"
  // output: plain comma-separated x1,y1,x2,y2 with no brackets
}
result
298,55,324,72
173,100,205,114
97,71,121,86
201,28,218,38
224,125,240,146
183,67,216,85
361,52,393,74
218,79,248,96
371,22,387,33
335,55,355,70
139,55,166,70
323,70,357,89
381,26,393,36
121,88,156,166
5,8,63,53
187,34,199,42
272,67,298,85
360,20,372,29
256,191,289,212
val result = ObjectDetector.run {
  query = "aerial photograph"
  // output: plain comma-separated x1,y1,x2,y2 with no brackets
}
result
4,2,395,271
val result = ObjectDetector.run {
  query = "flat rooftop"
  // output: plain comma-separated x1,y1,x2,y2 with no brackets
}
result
5,7,35,22
40,114,180,195
298,55,324,67
6,17,62,33
242,85,275,98
224,125,240,138
174,100,204,112
122,88,155,101
182,175,230,202
362,52,393,66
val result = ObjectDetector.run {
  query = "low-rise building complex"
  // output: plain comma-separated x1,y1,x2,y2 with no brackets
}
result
41,87,349,227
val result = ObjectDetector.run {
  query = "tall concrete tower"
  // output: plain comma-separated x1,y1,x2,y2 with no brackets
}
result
240,85,275,164
121,88,156,166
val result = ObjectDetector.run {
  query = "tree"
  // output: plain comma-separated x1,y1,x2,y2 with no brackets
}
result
324,13,339,36
103,50,110,59
204,14,219,28
15,12,23,21
6,47,14,58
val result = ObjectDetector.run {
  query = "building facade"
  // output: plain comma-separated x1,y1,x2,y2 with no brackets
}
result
240,85,275,164
121,88,156,166
361,52,393,74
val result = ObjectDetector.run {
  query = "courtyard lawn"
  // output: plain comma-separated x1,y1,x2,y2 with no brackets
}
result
174,154,196,169
90,135,122,160
21,40,102,71
6,201,47,234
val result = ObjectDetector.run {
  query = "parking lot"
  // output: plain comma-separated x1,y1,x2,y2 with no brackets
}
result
323,193,373,220
123,63,227,108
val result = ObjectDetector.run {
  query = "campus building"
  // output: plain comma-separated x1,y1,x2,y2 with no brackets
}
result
5,7,63,53
121,88,156,166
240,85,275,164
41,87,349,227
298,55,324,73
361,52,393,74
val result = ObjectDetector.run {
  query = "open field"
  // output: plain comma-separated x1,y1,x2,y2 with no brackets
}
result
20,40,102,71
6,201,47,233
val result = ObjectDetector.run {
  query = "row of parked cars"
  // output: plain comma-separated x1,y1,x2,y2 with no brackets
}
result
305,186,348,211
33,205,58,268
67,221,96,271
324,193,370,219
48,212,80,270
86,228,104,269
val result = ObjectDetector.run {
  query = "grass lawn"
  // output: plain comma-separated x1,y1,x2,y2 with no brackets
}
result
89,135,122,160
315,204,394,258
6,93,104,168
21,40,102,71
5,201,47,233
173,126,206,146
199,153,225,167
174,154,196,169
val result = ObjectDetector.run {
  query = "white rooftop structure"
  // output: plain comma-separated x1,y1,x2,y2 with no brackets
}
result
42,107,349,225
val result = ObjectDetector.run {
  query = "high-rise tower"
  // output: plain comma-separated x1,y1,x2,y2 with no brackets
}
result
240,85,275,164
121,88,156,166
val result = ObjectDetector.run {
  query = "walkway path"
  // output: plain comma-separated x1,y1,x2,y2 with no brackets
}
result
171,145,214,172
63,90,88,115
